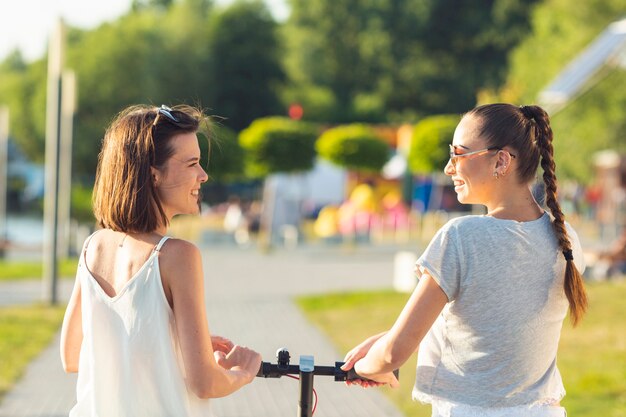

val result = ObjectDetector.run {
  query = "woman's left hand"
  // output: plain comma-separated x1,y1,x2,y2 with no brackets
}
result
211,335,234,354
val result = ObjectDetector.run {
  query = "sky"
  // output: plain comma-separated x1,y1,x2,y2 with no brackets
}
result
0,0,289,63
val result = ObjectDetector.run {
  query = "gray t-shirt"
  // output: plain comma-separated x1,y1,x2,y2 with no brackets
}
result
413,213,585,407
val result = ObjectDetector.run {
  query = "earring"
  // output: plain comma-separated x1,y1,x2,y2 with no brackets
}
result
493,171,499,179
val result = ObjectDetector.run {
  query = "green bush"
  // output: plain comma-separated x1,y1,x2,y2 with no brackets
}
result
316,124,390,173
201,124,245,182
239,117,319,177
71,185,95,224
408,115,459,174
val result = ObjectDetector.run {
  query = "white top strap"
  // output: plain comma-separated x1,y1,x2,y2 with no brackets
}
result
82,229,103,254
154,236,170,252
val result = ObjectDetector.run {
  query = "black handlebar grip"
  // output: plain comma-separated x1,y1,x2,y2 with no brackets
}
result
346,367,399,382
257,362,269,377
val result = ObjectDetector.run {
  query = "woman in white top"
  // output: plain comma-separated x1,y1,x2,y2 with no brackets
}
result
341,103,588,417
60,104,261,417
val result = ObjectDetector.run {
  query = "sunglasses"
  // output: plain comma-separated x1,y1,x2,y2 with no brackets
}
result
153,105,179,126
448,144,516,168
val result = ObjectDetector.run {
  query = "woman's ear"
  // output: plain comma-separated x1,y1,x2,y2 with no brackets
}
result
150,166,160,186
495,150,512,176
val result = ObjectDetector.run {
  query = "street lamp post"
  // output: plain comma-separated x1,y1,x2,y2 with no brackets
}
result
42,19,65,305
0,106,8,258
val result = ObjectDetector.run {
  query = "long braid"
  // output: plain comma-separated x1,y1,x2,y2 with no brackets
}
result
525,105,588,325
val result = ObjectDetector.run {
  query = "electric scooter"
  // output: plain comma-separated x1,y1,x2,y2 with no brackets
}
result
257,347,399,417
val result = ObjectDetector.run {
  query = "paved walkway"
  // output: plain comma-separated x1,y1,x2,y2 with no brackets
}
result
0,280,74,307
0,244,412,417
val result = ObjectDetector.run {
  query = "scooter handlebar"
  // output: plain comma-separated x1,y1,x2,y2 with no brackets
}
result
256,360,399,383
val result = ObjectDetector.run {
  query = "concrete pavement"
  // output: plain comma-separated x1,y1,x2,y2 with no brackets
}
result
0,244,413,417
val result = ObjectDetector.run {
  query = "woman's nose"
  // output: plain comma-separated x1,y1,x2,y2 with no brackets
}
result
444,159,455,176
199,167,209,183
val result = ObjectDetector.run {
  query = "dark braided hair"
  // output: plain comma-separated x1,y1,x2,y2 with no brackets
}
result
465,103,588,326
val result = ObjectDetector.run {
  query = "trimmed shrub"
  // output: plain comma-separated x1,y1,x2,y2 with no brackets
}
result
408,115,459,174
316,124,390,173
239,117,319,177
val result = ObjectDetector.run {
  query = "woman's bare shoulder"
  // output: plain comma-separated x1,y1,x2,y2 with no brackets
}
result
158,238,203,274
160,237,199,254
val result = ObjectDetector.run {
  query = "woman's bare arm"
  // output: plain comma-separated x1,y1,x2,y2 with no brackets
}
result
162,239,261,399
60,274,83,373
351,272,447,385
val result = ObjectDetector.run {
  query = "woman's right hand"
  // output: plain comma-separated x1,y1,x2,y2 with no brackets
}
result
341,331,387,373
215,345,262,382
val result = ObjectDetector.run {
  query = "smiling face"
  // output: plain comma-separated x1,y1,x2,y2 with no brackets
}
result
151,132,208,221
444,116,500,205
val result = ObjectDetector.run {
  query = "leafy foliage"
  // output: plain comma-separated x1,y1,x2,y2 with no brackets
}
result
498,0,626,103
0,55,46,162
70,185,95,224
413,0,540,115
284,0,538,122
316,124,390,173
201,123,245,182
0,0,283,179
550,71,626,182
492,0,626,182
207,1,285,131
408,115,460,174
1,0,621,188
238,117,319,177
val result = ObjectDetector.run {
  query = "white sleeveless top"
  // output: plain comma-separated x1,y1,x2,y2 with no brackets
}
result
70,234,214,417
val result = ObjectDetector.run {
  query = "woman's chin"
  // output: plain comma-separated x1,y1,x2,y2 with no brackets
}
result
455,192,475,205
455,192,467,204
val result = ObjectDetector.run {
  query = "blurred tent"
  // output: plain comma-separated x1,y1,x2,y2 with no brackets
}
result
538,18,626,113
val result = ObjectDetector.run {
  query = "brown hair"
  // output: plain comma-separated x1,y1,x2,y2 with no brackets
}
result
465,103,588,326
93,104,206,233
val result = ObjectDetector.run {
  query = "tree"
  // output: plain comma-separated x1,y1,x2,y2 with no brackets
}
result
238,117,319,177
207,1,285,131
496,0,626,103
284,0,395,122
548,71,626,182
131,0,176,12
238,116,319,248
316,124,390,173
0,55,47,163
201,123,245,182
492,0,626,182
284,0,538,122
65,1,215,177
397,0,541,115
0,0,284,179
408,115,459,174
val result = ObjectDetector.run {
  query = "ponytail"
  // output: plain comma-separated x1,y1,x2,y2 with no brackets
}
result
524,105,588,326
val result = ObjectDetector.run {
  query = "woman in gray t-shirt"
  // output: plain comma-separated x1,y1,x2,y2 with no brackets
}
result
341,103,587,417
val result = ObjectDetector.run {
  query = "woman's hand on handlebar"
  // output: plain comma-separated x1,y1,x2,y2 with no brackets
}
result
214,345,262,382
341,331,387,374
345,377,386,388
353,360,400,389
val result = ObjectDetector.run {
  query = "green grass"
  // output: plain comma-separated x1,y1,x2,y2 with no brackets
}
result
0,258,78,281
0,304,66,399
297,280,626,417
